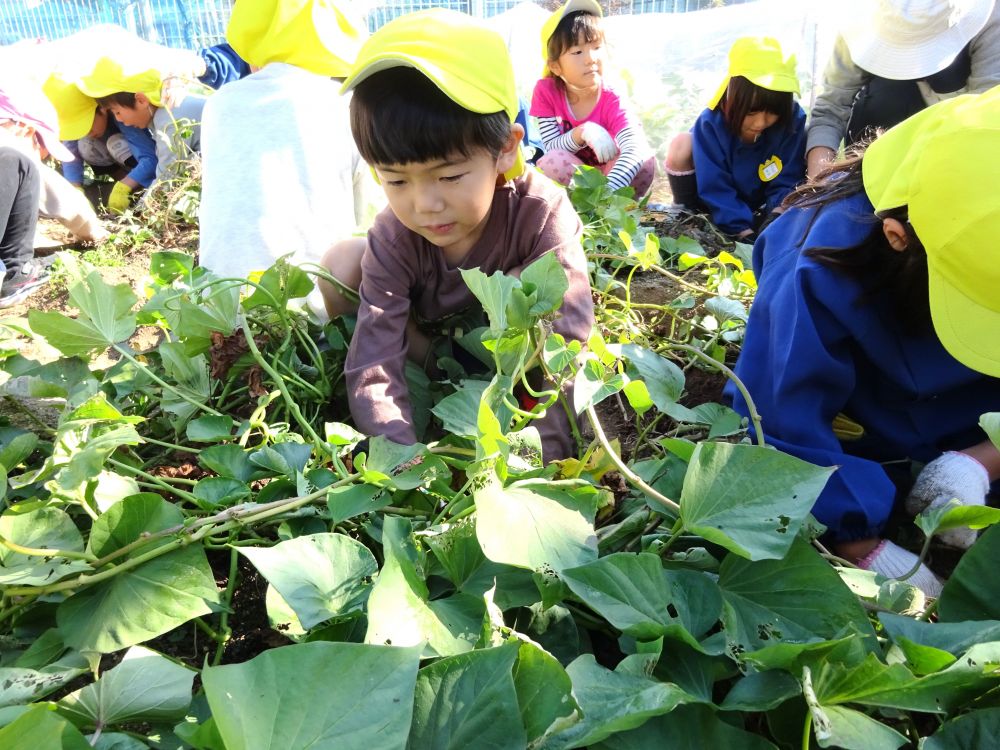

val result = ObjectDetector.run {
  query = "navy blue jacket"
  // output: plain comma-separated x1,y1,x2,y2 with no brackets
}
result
199,43,251,89
725,191,1000,540
62,118,157,188
691,103,807,234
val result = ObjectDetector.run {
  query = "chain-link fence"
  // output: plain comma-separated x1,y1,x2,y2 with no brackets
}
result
1,0,757,48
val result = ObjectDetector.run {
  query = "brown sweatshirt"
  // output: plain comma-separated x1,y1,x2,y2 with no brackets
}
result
345,169,595,461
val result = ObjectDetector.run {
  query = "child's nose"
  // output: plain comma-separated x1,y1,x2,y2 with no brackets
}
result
414,187,445,214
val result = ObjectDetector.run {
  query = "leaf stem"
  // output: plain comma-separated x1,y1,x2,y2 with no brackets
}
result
664,342,765,447
585,404,679,514
113,345,224,418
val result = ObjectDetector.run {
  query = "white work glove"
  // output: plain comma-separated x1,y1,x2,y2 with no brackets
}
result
905,451,990,549
859,540,942,598
578,121,618,163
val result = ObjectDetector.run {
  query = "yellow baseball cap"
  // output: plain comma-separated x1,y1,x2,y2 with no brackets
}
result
342,8,524,180
707,36,799,109
42,71,97,141
863,86,1000,377
540,0,602,77
226,0,366,78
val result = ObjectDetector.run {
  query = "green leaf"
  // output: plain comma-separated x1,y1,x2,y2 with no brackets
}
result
573,357,625,414
198,444,258,482
718,539,875,653
409,641,526,750
0,704,91,750
28,263,137,357
520,252,569,316
0,653,88,708
432,380,490,438
185,416,234,443
192,477,250,509
242,260,314,310
615,344,685,408
157,343,211,426
0,507,91,585
981,412,1000,452
541,654,696,749
720,671,801,712
87,494,183,558
57,544,219,654
474,474,597,574
512,640,579,743
202,642,420,750
365,517,481,657
808,704,906,750
238,533,376,630
923,708,1000,749
935,504,1000,532
249,443,312,477
680,442,833,560
148,250,194,285
590,704,775,750
0,429,38,471
461,267,520,334
561,553,721,644
327,483,390,524
879,612,1000,656
57,646,194,728
939,524,1000,620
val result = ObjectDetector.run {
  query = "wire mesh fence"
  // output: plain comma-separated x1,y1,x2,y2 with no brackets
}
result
1,0,758,48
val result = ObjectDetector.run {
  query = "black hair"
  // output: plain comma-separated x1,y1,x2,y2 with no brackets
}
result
782,146,931,334
718,76,794,136
545,11,604,94
96,92,138,108
349,66,512,167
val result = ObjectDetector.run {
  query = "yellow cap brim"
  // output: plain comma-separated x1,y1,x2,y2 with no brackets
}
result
929,269,1000,378
43,76,97,141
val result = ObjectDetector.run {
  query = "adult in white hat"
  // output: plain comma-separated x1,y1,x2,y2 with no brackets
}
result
806,0,1000,177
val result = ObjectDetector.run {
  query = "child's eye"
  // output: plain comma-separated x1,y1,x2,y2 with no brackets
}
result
441,173,466,183
384,179,406,187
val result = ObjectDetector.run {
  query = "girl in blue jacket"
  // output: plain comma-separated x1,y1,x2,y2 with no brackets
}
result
726,89,1000,597
665,37,805,241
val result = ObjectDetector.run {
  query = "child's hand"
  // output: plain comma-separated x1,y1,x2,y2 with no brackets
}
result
578,122,617,163
905,451,990,548
107,181,133,215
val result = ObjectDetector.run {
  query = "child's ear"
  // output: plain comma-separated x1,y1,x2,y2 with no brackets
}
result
134,92,151,108
882,217,909,252
496,124,525,176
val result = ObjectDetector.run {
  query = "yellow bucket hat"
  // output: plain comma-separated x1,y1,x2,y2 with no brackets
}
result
77,50,167,107
707,36,799,109
863,86,1000,377
42,71,97,141
226,0,366,78
539,0,602,77
342,8,524,180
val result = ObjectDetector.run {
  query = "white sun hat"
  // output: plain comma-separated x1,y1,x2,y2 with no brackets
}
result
841,0,996,80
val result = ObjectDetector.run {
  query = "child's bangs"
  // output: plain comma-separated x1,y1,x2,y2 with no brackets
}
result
721,76,794,134
750,85,794,117
547,11,604,61
349,67,511,168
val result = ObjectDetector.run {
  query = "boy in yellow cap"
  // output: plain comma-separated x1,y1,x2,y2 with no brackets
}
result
665,37,805,241
726,88,1000,597
43,69,157,214
77,42,207,188
199,0,380,319
321,9,595,462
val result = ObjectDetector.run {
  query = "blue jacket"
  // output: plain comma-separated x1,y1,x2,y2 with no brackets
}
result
725,192,1000,540
691,103,806,234
61,118,157,188
199,43,251,89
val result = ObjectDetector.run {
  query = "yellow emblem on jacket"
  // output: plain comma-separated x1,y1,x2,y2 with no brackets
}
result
759,155,783,182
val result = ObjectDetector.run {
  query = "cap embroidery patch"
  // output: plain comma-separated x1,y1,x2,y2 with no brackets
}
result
758,155,783,182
